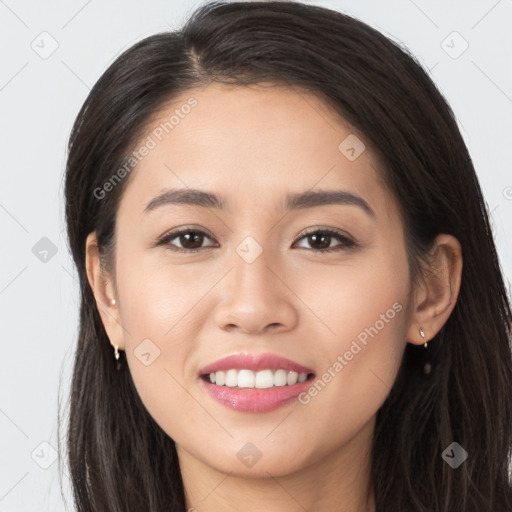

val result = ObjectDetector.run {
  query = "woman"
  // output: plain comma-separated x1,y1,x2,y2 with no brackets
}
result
61,1,512,511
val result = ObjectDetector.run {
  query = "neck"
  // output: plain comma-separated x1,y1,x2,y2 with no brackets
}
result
177,417,376,512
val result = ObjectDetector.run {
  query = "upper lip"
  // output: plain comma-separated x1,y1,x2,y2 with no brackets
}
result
200,352,315,376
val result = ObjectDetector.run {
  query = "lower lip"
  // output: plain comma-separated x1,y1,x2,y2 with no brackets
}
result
199,376,314,413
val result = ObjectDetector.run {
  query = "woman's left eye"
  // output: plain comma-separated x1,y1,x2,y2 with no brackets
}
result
293,228,357,252
157,227,357,253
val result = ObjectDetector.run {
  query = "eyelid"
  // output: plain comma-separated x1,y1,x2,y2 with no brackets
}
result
296,225,353,241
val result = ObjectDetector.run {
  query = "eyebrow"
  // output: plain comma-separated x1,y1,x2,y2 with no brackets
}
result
143,188,375,217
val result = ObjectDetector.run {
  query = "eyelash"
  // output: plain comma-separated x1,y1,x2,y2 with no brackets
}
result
156,226,358,254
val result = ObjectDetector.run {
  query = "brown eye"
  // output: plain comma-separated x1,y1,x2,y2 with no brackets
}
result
293,229,356,253
175,231,205,250
158,228,217,253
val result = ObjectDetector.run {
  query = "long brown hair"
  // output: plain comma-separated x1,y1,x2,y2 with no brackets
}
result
61,2,512,510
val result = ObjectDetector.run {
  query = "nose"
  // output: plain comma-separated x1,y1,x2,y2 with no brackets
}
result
213,244,298,335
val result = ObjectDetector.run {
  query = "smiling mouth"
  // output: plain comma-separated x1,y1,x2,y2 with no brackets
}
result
201,369,316,389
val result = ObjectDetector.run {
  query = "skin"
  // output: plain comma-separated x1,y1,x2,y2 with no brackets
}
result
86,82,462,512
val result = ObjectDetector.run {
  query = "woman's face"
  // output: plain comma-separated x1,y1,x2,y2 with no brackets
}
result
110,83,413,477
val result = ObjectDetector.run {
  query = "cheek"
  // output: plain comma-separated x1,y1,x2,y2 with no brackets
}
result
292,248,410,431
115,246,207,339
114,249,207,433
298,248,409,352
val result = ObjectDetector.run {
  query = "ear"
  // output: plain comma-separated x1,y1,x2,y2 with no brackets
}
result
85,232,125,351
406,234,463,346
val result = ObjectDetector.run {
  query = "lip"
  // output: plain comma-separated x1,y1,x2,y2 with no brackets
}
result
200,352,314,375
198,352,315,413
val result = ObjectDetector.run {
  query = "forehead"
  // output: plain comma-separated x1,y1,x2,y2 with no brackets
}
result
119,82,390,218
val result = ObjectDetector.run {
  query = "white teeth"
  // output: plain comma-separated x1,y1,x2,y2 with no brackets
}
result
274,369,287,387
238,369,255,388
214,371,225,386
207,369,309,388
255,369,273,389
225,369,238,387
287,371,298,385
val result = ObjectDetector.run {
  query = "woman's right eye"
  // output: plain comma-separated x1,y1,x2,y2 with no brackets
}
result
157,228,217,253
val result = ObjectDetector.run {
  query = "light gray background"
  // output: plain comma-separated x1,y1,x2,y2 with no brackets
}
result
0,0,511,510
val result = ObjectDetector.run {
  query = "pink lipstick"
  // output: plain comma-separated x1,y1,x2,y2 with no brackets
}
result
199,353,315,413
